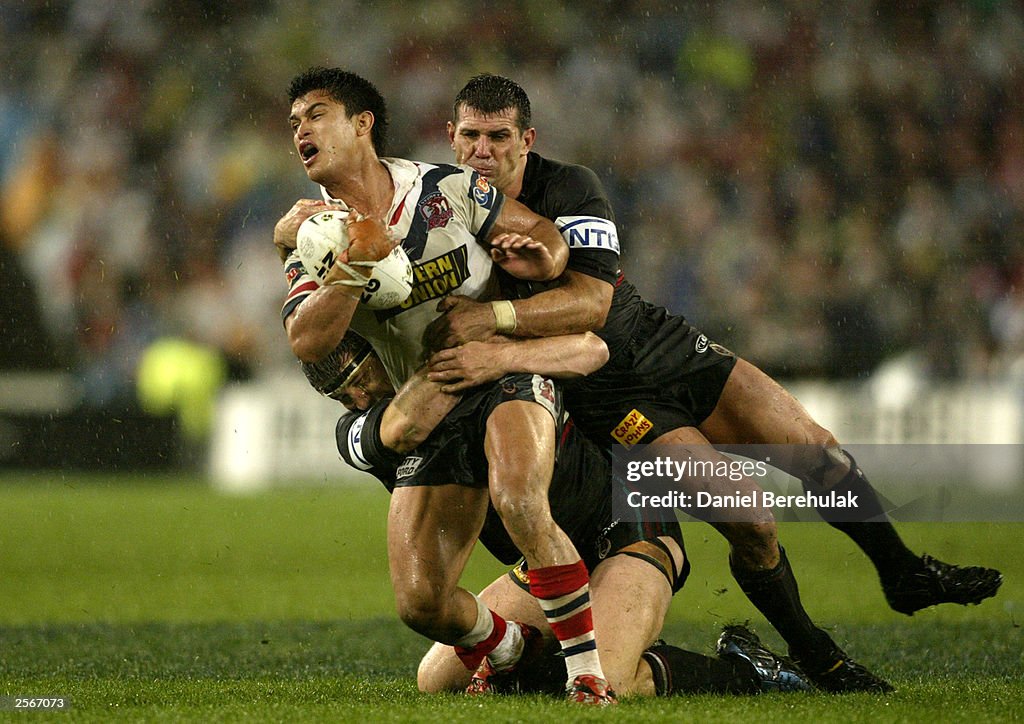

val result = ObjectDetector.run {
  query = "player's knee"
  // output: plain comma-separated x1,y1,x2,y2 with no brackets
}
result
416,646,458,693
490,488,551,540
416,661,440,694
810,426,839,450
394,584,453,641
490,481,548,521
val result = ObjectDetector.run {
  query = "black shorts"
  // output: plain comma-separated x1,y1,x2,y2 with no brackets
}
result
393,373,561,489
566,302,737,447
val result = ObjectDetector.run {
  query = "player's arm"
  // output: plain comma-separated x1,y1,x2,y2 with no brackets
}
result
430,165,618,346
378,369,460,454
347,332,607,453
505,269,612,336
336,401,403,475
485,197,568,282
285,281,361,363
284,214,393,363
427,268,612,348
426,332,609,394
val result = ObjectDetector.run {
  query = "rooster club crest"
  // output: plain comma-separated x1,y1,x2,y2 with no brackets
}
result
538,377,555,404
419,191,454,230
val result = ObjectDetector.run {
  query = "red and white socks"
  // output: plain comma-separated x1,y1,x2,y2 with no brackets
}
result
527,559,605,683
453,594,524,671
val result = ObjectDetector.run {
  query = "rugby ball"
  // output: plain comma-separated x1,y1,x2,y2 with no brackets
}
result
296,209,413,309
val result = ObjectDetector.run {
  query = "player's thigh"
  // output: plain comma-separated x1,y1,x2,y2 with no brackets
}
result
387,484,489,603
417,572,546,693
700,358,835,447
484,400,556,492
699,358,846,478
589,552,673,696
651,424,778,568
651,424,776,526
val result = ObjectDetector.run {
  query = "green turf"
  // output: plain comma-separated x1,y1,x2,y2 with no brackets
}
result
0,473,1020,721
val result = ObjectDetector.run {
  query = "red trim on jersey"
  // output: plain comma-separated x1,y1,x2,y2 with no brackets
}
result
285,280,319,304
558,418,575,453
389,198,405,227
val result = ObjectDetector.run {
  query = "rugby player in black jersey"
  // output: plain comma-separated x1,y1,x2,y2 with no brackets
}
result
305,333,813,698
420,73,1002,691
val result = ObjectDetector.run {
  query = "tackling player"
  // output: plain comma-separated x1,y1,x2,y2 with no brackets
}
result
421,73,1001,691
278,67,611,703
303,333,813,698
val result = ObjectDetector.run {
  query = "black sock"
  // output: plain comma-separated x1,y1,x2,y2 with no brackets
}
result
731,546,837,669
643,643,759,695
802,450,919,582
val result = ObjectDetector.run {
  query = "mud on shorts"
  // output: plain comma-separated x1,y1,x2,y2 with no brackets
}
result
566,303,738,447
393,373,562,489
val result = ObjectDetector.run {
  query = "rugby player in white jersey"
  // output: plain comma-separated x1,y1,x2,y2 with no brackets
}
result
277,67,614,703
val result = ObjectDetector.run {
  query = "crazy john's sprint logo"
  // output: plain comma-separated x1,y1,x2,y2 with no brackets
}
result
419,191,454,230
611,408,654,448
376,246,470,319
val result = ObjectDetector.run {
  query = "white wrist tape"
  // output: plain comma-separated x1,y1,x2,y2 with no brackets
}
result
492,300,518,334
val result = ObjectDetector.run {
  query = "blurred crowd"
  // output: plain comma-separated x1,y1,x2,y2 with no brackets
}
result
3,0,1024,427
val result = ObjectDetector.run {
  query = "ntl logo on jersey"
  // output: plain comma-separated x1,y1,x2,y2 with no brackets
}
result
556,216,620,253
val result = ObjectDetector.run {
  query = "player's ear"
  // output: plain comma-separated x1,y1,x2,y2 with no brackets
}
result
354,110,375,139
522,127,536,154
446,121,456,148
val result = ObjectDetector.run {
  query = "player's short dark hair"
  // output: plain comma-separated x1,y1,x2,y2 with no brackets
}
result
453,73,532,132
301,333,374,401
288,67,389,155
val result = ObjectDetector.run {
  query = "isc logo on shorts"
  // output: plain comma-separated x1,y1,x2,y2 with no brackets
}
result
611,409,654,448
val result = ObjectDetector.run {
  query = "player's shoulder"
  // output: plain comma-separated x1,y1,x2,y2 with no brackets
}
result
527,152,603,191
524,152,613,222
384,157,464,184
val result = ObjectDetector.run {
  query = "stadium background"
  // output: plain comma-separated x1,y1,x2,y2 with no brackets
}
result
1,3,1022,719
3,0,1024,466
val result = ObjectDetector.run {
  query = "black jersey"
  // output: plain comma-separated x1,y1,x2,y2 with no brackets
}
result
511,153,646,360
516,152,738,446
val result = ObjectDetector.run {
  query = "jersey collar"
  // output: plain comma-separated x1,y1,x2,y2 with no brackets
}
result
319,157,421,225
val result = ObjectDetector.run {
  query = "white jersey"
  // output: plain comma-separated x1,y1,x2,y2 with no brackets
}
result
283,158,504,386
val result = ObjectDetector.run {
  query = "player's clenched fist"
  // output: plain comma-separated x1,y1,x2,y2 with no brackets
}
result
344,212,393,262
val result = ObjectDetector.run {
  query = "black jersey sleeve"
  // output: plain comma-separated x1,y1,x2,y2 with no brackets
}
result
564,246,619,285
538,162,615,222
335,399,405,489
529,159,620,284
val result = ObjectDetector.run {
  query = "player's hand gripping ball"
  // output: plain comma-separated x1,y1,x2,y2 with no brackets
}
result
296,210,413,309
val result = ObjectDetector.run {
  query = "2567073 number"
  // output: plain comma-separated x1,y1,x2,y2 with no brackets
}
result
0,697,70,710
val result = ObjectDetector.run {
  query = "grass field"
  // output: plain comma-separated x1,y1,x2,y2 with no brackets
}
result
1,472,1021,722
